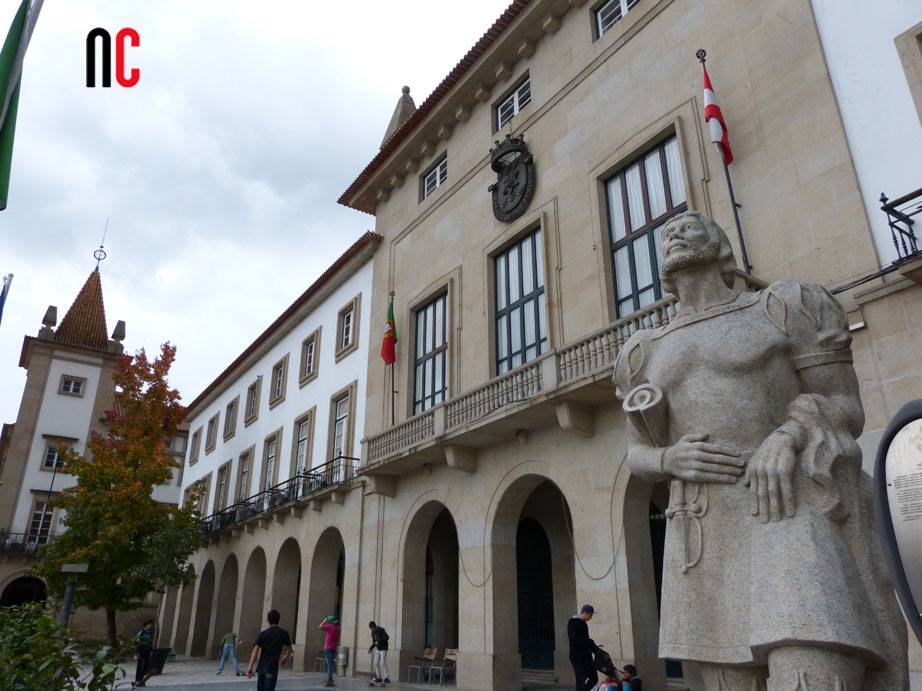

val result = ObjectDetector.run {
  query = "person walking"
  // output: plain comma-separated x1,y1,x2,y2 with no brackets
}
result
319,615,342,687
133,620,155,687
568,605,600,691
216,630,243,676
246,609,293,691
367,620,391,685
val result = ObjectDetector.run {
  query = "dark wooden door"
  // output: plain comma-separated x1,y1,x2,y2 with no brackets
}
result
517,518,555,670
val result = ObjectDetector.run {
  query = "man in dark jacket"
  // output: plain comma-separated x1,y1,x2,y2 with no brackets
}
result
568,605,600,691
133,620,155,687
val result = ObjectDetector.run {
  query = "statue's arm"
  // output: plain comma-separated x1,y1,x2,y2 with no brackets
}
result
625,425,670,483
796,362,864,439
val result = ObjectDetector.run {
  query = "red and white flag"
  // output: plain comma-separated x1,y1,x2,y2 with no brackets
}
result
702,62,733,166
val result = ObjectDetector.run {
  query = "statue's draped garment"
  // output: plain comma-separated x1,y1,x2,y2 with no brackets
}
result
615,281,905,685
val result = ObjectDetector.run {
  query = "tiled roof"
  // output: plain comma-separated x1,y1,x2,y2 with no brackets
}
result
185,231,382,415
337,0,531,213
54,269,110,352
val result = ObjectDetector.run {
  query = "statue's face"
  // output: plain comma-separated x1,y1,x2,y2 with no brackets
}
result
661,216,720,275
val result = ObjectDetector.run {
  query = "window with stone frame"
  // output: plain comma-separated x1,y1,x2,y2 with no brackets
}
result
292,412,313,476
28,500,53,542
189,427,202,465
59,375,87,397
205,412,220,453
496,76,531,129
604,135,686,318
214,462,231,512
236,448,252,501
335,295,361,362
195,474,211,516
413,292,448,414
494,228,548,374
224,396,239,440
328,386,355,460
594,0,641,37
42,443,66,470
244,378,261,425
269,355,289,408
421,155,448,200
299,328,321,385
260,430,281,492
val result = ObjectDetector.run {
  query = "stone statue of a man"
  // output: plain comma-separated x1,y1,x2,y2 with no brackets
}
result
614,211,907,690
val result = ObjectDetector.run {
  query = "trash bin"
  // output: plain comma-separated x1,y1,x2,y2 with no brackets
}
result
336,645,349,676
150,647,171,674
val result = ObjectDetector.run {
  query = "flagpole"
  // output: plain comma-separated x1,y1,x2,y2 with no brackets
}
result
697,49,752,275
389,291,396,428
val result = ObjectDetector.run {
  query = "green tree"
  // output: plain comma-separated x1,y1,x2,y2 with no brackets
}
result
37,343,201,646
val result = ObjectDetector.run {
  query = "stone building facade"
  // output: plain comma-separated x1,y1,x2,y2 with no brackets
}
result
170,0,922,689
0,266,185,638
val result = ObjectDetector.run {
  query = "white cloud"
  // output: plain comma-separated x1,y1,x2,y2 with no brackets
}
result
1,0,509,417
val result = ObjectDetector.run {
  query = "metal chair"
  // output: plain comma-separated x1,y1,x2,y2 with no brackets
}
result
429,648,457,685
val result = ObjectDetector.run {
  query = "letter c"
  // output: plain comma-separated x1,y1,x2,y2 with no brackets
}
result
115,28,140,88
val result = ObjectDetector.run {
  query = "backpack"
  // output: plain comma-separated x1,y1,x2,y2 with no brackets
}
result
593,647,617,679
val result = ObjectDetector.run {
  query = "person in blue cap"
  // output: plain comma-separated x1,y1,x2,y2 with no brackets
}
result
568,604,600,691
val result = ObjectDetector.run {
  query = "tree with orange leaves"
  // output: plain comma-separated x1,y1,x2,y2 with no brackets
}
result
37,343,201,646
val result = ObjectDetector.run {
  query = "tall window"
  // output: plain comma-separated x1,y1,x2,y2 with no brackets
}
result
497,77,532,129
300,328,321,384
295,419,310,474
414,293,448,414
244,379,261,423
269,355,288,406
263,437,277,491
495,229,547,374
422,155,448,200
29,502,51,542
335,296,361,361
340,310,353,350
332,395,350,458
205,413,219,452
215,464,229,511
605,135,686,318
237,450,251,501
596,0,641,37
224,397,238,439
189,428,202,464
43,444,64,470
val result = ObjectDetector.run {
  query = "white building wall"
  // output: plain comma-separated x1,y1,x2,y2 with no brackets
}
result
181,260,373,513
11,356,101,534
811,0,922,265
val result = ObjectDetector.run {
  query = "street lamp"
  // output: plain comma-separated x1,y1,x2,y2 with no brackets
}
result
57,562,88,627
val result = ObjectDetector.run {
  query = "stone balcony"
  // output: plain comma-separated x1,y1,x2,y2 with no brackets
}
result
360,273,765,494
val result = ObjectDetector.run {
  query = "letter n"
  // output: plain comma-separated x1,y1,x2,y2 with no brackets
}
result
86,28,111,88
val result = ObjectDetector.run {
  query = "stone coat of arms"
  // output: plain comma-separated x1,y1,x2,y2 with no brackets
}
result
488,134,536,223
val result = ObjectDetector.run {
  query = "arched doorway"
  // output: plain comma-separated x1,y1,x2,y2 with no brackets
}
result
240,548,268,650
212,555,239,656
191,560,215,656
491,476,577,687
306,527,345,667
0,576,46,606
172,568,196,655
272,539,301,641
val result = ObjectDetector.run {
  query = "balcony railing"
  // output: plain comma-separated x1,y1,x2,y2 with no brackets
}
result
0,531,51,555
200,455,357,535
364,296,681,467
881,188,921,261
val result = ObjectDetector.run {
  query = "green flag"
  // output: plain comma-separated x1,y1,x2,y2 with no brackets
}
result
0,0,41,211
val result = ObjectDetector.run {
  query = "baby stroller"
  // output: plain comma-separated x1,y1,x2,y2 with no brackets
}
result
591,648,622,690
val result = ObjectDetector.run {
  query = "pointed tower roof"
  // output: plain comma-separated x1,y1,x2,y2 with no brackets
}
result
54,269,110,352
381,86,416,149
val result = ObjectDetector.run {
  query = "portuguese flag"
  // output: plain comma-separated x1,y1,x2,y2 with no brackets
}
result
380,295,397,365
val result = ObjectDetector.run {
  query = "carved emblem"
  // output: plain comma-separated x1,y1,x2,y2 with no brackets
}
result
488,134,536,222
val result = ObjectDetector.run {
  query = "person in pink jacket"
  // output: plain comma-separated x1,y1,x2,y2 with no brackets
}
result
319,615,341,687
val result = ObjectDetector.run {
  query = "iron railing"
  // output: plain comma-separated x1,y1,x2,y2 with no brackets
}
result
200,455,357,535
881,188,921,261
0,531,51,555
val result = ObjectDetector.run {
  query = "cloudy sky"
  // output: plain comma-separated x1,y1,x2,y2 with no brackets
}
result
0,0,510,421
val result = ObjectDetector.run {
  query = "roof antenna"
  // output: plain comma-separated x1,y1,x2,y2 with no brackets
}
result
94,217,109,270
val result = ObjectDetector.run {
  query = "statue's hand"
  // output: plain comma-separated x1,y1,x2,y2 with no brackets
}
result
662,433,744,483
745,430,797,523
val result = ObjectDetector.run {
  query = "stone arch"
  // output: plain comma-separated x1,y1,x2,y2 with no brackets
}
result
489,474,578,688
622,473,668,688
157,584,180,647
398,500,459,663
305,527,345,667
211,554,239,657
272,538,301,641
0,575,46,606
239,547,268,650
172,565,196,654
191,560,216,656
